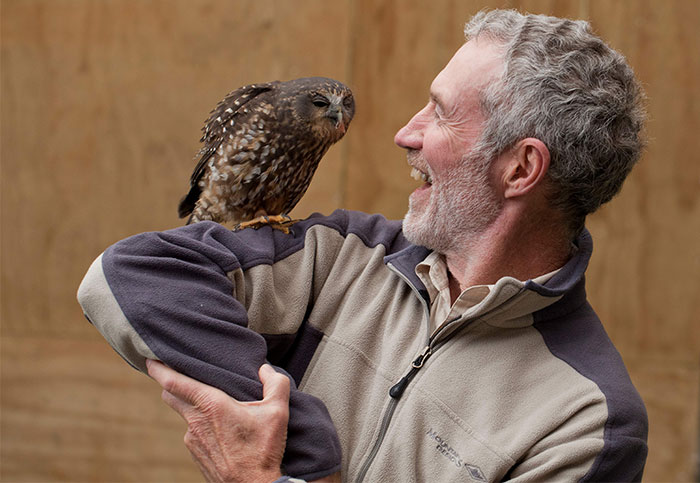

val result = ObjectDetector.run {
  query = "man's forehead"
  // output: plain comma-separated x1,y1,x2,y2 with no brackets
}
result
430,39,503,103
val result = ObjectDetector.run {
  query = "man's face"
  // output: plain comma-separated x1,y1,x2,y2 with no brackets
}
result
394,39,504,253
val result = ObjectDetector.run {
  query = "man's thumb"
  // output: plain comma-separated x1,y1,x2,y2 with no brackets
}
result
259,364,291,403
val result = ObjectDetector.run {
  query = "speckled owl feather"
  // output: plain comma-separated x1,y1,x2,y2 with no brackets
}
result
178,77,355,226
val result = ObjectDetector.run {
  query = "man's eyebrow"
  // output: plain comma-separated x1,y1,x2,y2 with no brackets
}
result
429,91,444,108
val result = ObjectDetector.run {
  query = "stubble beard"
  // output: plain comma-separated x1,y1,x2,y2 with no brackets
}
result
402,149,502,254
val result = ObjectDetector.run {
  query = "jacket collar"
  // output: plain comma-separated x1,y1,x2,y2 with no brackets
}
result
384,228,593,322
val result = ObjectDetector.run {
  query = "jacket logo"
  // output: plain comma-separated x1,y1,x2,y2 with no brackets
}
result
426,428,486,481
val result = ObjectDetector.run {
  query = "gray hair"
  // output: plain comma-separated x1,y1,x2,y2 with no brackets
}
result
465,10,646,236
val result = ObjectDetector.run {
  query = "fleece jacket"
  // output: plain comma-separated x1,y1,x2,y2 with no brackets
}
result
77,209,648,482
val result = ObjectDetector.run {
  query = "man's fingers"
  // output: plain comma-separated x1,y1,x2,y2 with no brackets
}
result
146,359,221,408
146,359,182,393
146,360,198,420
258,364,291,404
148,360,289,421
159,388,193,421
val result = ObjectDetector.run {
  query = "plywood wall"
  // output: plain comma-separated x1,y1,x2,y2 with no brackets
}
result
2,1,698,481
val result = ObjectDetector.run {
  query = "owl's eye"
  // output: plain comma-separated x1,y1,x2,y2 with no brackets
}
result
312,97,330,108
343,96,354,108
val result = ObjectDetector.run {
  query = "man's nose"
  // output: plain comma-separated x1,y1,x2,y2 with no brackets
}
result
394,107,427,150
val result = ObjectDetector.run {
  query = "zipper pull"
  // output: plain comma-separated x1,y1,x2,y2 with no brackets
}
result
412,345,432,368
389,372,412,399
389,346,433,399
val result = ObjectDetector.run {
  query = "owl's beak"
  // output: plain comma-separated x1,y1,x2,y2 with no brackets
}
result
328,105,345,134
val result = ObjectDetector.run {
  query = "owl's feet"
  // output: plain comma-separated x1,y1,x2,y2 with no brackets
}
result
234,214,297,234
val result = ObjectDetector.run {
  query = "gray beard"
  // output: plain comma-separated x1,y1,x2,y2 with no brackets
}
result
402,151,501,254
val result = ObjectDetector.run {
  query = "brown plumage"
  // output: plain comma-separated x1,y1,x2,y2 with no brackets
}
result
178,77,355,227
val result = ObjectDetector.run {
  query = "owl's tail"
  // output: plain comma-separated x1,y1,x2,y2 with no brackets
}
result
177,186,200,219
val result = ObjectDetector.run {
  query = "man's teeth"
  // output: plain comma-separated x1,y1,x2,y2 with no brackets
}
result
410,167,432,184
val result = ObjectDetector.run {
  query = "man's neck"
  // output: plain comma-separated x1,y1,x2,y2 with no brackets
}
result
443,207,573,299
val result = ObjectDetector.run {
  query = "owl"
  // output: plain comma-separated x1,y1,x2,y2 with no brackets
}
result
178,77,355,231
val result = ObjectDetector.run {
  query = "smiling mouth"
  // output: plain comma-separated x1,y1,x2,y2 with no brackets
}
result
410,167,433,184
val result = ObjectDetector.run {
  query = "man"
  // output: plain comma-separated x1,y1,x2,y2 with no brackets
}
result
78,9,648,482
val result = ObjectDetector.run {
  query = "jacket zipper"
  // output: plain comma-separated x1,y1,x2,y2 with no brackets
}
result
355,263,528,481
354,314,478,482
389,344,432,398
354,263,431,483
354,343,434,483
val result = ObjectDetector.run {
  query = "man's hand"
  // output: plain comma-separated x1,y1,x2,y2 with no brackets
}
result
146,359,288,483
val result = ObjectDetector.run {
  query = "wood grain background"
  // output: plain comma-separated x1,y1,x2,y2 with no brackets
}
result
2,0,698,481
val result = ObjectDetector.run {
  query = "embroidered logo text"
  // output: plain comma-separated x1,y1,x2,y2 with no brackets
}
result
425,428,486,481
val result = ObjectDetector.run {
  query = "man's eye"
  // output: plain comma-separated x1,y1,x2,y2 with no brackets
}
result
429,100,445,120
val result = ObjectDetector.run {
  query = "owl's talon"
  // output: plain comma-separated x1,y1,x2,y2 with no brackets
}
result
233,214,298,234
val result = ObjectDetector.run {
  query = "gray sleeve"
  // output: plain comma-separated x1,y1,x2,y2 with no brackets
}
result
77,253,157,372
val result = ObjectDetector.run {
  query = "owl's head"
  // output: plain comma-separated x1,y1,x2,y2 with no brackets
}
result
287,77,355,142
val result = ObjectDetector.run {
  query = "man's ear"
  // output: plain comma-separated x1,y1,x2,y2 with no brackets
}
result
502,138,550,199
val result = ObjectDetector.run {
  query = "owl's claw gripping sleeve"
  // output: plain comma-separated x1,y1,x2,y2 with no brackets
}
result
77,220,342,480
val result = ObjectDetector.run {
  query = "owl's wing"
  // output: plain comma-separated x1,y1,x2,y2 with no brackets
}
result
189,82,277,187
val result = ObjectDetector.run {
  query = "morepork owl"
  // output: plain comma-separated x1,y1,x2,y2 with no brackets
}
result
178,77,355,231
